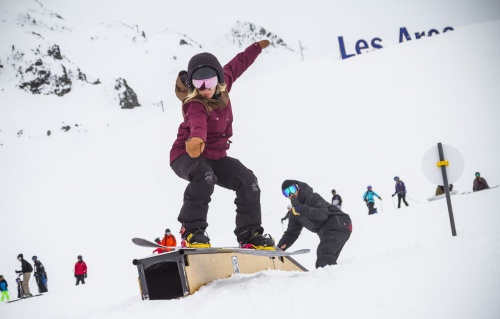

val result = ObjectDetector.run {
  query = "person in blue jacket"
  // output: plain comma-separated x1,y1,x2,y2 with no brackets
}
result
0,275,10,302
363,185,382,215
392,176,409,208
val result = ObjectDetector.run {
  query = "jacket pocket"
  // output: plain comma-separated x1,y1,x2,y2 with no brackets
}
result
335,215,352,232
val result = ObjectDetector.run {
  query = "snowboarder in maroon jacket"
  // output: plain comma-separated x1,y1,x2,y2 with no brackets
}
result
74,255,87,285
170,40,274,249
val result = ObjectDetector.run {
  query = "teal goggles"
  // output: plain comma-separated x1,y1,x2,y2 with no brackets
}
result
282,184,299,197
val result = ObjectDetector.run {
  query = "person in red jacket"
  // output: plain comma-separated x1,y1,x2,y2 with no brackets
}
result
160,229,177,253
170,40,274,250
152,237,163,254
74,255,87,285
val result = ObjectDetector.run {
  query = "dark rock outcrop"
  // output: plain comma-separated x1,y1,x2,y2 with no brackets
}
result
115,78,141,109
228,21,292,50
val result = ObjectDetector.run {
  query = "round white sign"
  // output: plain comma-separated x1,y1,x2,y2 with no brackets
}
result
422,144,464,185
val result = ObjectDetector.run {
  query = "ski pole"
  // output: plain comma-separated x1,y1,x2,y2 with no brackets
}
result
407,195,420,204
392,196,396,209
281,221,285,233
379,198,384,213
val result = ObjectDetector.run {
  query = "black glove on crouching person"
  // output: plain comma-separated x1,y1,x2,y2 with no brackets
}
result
277,239,288,251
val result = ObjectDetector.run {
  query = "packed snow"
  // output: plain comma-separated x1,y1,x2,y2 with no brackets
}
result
1,0,499,318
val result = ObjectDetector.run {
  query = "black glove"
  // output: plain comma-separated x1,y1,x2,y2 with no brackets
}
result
392,194,395,197
15,270,21,274
277,240,287,250
84,273,87,278
74,274,76,278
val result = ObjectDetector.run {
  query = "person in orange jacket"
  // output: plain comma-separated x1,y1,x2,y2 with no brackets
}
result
160,229,177,252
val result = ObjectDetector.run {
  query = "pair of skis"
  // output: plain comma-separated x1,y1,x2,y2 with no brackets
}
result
132,238,309,257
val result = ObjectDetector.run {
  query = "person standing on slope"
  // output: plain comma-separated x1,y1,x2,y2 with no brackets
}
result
170,40,274,249
363,185,382,215
331,189,343,210
0,275,10,302
15,254,33,297
392,176,409,208
32,256,48,293
74,255,87,286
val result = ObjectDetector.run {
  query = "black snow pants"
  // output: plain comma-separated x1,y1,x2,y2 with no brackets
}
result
171,154,262,241
315,214,352,268
75,275,85,285
397,193,409,208
367,202,378,215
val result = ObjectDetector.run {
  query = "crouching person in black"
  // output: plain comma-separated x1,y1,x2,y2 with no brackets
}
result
278,180,352,268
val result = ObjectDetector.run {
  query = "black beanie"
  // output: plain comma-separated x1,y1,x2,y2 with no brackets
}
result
17,254,23,259
187,52,224,85
282,180,297,191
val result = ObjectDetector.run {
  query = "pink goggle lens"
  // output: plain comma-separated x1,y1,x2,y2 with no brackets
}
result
192,76,218,90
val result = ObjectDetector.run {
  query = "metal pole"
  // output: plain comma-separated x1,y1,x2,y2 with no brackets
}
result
299,41,304,61
437,142,457,236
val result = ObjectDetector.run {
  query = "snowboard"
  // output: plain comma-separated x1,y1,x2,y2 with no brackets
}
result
459,184,499,195
7,294,43,303
427,189,458,201
132,237,309,257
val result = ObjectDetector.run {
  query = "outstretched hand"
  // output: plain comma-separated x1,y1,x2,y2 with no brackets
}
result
258,39,270,49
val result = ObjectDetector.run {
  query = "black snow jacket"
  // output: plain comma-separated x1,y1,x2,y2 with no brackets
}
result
20,259,33,273
278,180,351,249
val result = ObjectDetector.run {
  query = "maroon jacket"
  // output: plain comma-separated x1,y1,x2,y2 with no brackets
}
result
170,43,263,164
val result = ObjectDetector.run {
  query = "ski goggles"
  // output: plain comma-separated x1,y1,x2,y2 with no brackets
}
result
282,184,299,197
192,76,218,91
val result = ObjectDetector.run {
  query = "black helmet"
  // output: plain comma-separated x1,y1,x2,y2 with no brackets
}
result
165,228,171,234
32,256,38,261
394,176,399,181
77,255,82,260
17,254,23,259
